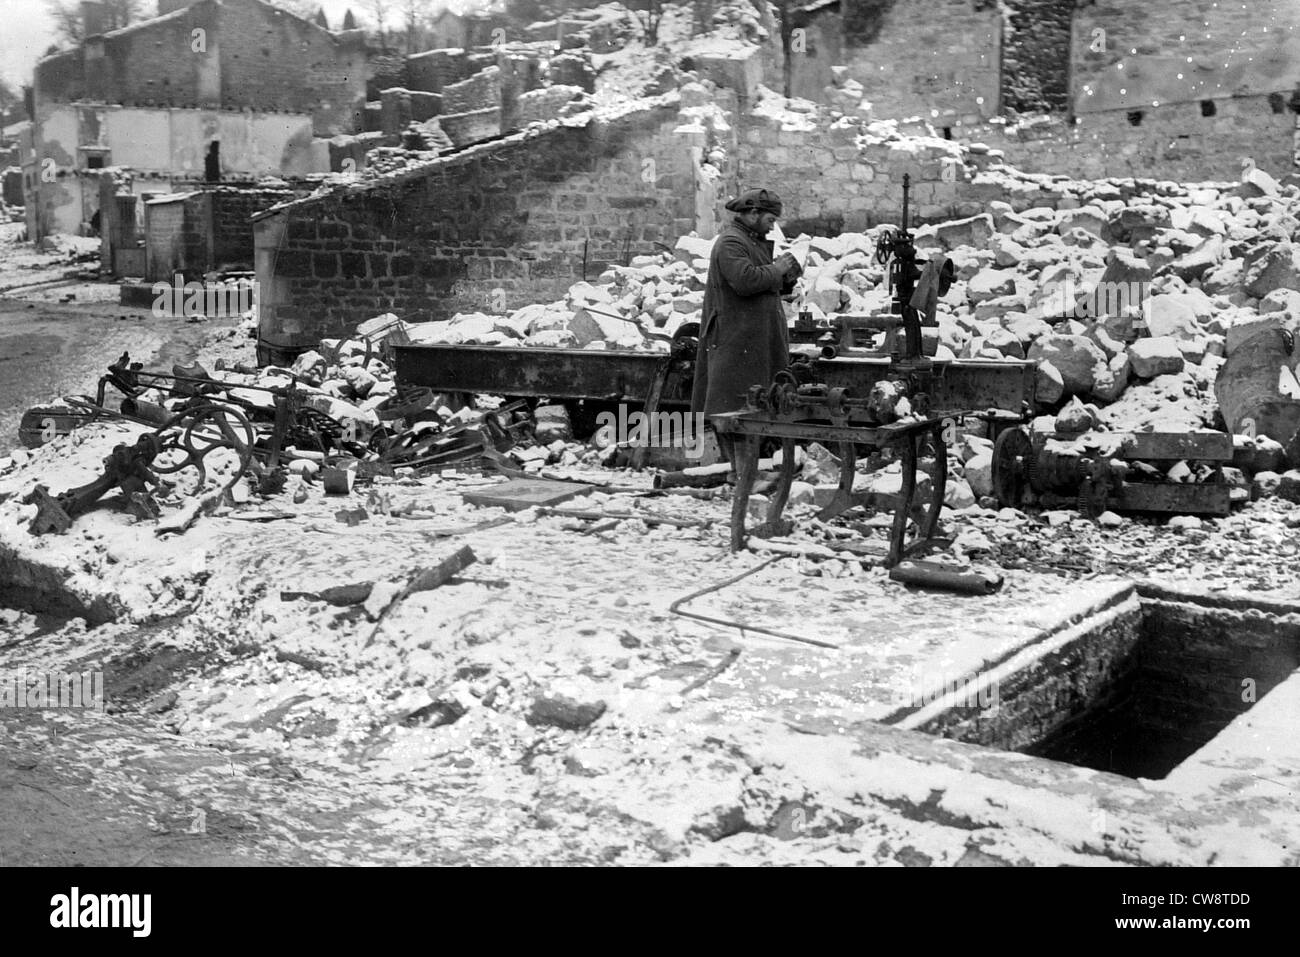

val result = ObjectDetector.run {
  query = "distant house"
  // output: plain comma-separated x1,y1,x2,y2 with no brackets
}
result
427,5,508,51
25,0,369,240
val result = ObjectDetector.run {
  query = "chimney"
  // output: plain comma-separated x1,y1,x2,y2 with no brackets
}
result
81,1,106,37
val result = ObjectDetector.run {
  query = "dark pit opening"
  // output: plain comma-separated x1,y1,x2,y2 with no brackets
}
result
912,590,1300,780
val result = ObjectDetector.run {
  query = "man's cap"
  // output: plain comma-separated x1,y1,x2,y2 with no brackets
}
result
725,188,783,217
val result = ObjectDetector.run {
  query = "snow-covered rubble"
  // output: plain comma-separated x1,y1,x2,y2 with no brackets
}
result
403,177,1300,458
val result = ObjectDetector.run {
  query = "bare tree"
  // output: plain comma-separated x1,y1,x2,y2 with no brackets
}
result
369,0,391,48
45,0,143,44
627,0,663,45
402,0,438,55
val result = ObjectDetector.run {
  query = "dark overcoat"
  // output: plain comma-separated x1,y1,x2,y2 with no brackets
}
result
691,219,791,417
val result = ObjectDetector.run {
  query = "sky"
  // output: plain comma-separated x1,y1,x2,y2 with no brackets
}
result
0,0,453,89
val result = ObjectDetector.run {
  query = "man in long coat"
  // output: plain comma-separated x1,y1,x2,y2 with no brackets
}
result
691,188,801,467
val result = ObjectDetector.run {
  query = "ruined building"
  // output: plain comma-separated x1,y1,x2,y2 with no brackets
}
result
21,0,369,243
252,0,1300,360
783,0,1300,180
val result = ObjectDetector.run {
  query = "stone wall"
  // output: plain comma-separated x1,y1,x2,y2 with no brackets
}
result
366,52,409,101
255,98,697,350
98,4,205,108
736,111,1066,235
216,0,367,134
788,7,844,104
443,66,503,116
33,0,367,137
971,95,1299,183
771,0,1300,183
1000,0,1073,115
1071,0,1300,118
515,86,587,129
210,185,295,267
406,49,472,95
836,0,1003,125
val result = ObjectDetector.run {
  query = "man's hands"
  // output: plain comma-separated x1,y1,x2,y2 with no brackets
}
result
774,252,802,279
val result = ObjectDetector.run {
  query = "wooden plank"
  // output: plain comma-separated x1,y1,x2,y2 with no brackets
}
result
462,478,592,512
1115,432,1233,461
1112,483,1231,515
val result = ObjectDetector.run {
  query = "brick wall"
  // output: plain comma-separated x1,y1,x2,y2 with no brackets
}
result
912,598,1144,752
210,185,294,266
1135,597,1300,751
256,98,696,348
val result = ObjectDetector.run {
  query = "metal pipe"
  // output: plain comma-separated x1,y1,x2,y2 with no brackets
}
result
669,556,840,649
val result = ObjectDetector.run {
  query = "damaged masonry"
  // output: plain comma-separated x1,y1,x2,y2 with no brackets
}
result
2,0,1300,875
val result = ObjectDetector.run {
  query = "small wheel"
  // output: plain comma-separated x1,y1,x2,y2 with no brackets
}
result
154,404,255,493
874,230,896,265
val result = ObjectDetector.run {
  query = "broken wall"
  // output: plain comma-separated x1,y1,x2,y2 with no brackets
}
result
144,191,208,281
406,48,473,95
32,0,367,137
977,94,1298,183
1071,0,1300,117
834,0,1003,125
28,102,325,238
256,99,696,352
999,0,1074,115
211,184,295,267
736,112,1060,234
216,0,368,134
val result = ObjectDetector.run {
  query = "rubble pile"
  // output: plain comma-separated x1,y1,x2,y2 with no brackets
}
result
408,169,1300,465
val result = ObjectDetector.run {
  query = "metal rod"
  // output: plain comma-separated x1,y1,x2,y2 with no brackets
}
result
668,556,840,649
